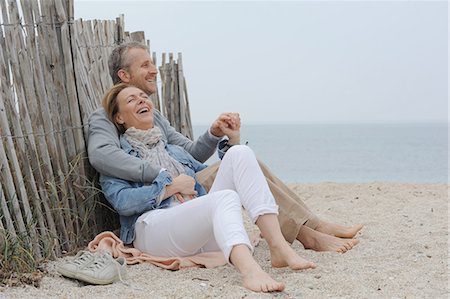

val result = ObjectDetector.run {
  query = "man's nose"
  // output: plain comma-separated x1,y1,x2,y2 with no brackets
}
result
150,64,157,74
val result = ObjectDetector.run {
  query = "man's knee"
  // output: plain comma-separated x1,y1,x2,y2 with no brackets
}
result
197,162,220,191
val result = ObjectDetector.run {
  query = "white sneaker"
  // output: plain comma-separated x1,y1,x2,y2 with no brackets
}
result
75,251,127,285
56,250,96,279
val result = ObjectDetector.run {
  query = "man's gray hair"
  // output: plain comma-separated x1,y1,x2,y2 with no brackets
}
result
108,42,149,84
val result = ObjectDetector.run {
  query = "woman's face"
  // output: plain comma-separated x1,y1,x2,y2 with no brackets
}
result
115,86,155,130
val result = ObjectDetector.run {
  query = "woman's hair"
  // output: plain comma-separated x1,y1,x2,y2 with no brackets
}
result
108,42,148,84
101,83,131,133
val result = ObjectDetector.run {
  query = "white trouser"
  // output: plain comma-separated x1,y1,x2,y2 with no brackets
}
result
133,145,279,262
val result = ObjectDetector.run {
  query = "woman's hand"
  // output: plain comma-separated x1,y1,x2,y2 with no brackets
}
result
164,174,197,202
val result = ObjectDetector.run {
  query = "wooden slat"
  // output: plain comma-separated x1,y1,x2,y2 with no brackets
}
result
0,174,17,241
3,0,44,258
56,0,90,242
8,0,61,255
55,0,86,155
160,53,168,117
177,53,190,138
130,31,145,42
150,51,161,111
0,104,18,242
35,0,72,250
74,20,97,113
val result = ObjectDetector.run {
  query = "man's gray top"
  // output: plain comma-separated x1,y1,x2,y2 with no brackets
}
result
87,108,221,183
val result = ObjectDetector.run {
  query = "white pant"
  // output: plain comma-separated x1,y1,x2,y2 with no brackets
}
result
133,145,279,262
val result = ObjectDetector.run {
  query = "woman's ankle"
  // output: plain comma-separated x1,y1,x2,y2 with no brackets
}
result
230,244,259,274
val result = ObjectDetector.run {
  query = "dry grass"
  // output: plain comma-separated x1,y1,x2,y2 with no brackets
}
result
0,155,118,287
0,230,42,287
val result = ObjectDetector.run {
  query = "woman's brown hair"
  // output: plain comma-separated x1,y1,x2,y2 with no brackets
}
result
101,83,131,133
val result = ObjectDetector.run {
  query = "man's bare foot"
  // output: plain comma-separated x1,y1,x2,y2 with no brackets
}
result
270,242,317,270
297,225,359,253
315,220,363,238
242,267,285,292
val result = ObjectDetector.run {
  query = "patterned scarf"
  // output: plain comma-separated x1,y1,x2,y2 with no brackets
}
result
124,127,186,177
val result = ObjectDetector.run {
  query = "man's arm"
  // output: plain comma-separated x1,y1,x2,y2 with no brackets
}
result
87,108,160,183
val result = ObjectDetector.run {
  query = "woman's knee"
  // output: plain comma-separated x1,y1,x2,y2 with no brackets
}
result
226,144,255,159
211,189,241,209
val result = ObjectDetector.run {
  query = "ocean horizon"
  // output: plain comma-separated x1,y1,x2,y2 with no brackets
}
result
193,122,448,184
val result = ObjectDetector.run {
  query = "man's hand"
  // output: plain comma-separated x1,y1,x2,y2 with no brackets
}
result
210,112,241,144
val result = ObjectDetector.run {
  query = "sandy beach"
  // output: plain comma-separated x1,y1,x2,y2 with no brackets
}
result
0,182,448,299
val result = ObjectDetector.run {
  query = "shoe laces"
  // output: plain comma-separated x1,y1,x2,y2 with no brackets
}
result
84,252,111,270
72,251,94,266
84,252,129,286
114,260,143,290
115,260,129,287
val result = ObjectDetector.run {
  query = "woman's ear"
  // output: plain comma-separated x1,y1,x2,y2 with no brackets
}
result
115,113,125,125
117,69,130,83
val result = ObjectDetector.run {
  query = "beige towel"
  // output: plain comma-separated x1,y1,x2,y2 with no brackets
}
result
87,231,227,270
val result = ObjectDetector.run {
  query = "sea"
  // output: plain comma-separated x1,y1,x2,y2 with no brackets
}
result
193,123,448,184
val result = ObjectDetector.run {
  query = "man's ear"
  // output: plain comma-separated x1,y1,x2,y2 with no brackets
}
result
117,69,130,83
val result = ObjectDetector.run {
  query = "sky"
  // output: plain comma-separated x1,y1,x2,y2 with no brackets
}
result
74,0,448,125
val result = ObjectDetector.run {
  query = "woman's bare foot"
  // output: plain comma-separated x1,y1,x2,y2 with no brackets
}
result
255,214,316,270
297,225,359,253
270,241,317,270
242,267,285,292
315,220,363,238
230,244,285,293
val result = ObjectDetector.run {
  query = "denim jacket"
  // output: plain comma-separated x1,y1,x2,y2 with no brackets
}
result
99,135,208,244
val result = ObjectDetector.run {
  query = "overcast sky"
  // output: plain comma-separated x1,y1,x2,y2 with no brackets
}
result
74,0,448,125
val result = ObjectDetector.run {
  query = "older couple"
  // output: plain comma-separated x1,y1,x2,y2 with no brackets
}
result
87,42,362,292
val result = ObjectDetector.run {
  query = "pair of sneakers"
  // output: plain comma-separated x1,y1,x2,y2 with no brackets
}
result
57,250,127,285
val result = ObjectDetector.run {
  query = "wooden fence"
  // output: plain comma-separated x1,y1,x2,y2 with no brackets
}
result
0,0,193,263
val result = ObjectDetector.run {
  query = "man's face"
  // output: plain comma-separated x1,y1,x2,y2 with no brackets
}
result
122,48,158,95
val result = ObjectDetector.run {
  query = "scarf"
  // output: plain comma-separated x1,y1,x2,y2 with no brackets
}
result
124,126,186,177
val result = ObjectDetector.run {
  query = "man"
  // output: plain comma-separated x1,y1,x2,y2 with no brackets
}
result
88,42,362,253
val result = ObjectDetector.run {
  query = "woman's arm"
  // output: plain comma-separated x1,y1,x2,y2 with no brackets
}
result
100,171,173,216
100,172,198,217
164,174,198,200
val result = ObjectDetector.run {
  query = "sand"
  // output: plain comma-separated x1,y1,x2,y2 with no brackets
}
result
0,182,448,299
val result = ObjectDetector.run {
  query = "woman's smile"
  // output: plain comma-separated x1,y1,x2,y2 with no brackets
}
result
115,86,155,130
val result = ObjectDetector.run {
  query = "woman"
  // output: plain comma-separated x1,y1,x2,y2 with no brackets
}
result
99,83,316,293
